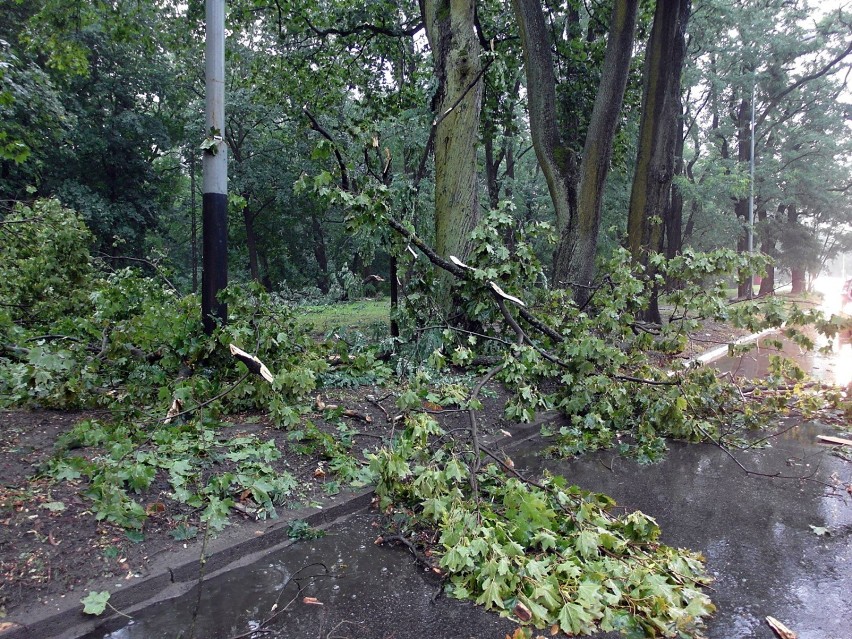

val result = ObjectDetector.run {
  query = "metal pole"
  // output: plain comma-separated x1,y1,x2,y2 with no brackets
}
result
747,81,756,297
190,151,197,294
202,0,228,334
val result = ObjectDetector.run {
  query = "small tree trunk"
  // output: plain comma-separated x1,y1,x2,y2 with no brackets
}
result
787,205,807,295
390,254,400,338
311,214,330,294
190,150,198,294
757,207,775,296
244,206,261,284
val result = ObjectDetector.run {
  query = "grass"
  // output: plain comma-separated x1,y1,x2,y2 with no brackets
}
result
297,298,390,334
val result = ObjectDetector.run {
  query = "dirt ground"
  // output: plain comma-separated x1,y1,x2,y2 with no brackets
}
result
0,321,745,623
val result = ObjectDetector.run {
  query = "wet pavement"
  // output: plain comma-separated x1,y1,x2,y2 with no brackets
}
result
513,423,852,639
78,340,852,639
81,513,520,639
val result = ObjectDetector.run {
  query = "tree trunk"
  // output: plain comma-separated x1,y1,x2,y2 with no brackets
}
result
311,213,330,294
258,248,273,292
390,254,400,338
244,206,261,284
734,95,753,299
788,205,806,294
665,104,687,262
552,0,639,298
484,125,501,211
626,0,690,321
757,206,776,296
190,150,198,294
421,0,482,308
512,0,578,236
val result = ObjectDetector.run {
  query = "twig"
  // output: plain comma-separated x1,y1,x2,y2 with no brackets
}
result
366,395,391,421
93,252,179,293
227,563,330,639
156,373,251,424
188,520,212,639
695,424,835,489
478,444,546,490
377,534,438,572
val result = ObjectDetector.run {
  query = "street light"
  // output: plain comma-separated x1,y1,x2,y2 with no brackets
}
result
747,80,756,297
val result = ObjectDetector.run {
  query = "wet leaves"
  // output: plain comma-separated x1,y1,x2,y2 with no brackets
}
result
80,590,110,615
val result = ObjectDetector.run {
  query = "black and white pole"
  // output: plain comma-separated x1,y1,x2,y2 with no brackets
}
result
202,0,228,334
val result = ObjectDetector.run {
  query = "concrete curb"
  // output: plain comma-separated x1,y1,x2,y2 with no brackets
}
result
4,412,561,639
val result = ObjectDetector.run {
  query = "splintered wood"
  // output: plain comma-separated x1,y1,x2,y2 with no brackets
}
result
229,343,274,382
816,434,852,447
766,616,797,639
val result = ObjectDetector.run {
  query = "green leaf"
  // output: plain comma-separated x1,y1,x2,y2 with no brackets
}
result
475,577,505,609
81,591,110,616
558,601,595,635
575,529,600,559
126,530,144,543
169,524,198,541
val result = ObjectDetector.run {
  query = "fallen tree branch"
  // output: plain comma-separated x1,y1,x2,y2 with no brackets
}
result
229,344,274,382
696,423,836,489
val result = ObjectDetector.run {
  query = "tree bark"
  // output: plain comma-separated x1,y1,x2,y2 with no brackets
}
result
757,206,776,296
734,95,753,299
787,205,806,294
421,0,482,308
551,0,639,297
626,0,690,321
311,213,330,294
244,205,261,284
512,0,578,237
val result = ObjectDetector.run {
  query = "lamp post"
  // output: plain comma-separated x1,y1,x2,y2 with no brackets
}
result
747,81,756,298
202,0,228,334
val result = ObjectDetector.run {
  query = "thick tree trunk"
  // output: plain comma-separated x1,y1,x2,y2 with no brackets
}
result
422,0,482,305
552,0,639,298
626,0,690,321
512,0,578,236
665,105,686,262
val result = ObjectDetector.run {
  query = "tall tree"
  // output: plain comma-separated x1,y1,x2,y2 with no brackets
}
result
553,0,640,298
626,0,690,321
514,0,639,299
421,0,483,297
